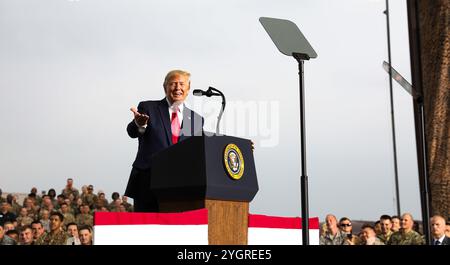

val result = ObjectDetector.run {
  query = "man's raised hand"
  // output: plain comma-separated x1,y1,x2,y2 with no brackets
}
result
130,107,149,127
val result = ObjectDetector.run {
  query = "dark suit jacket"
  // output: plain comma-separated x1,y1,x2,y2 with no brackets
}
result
440,236,450,245
124,98,203,200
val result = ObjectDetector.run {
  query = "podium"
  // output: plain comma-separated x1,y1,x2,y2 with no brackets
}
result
151,134,258,245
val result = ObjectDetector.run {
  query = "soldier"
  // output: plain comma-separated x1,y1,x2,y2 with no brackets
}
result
30,187,42,206
6,194,21,216
35,212,68,245
23,197,39,219
59,203,76,227
360,224,384,245
388,213,425,245
76,204,93,227
5,230,19,243
40,195,54,213
39,209,51,232
377,215,394,244
121,196,133,212
19,225,34,245
79,225,93,245
16,207,33,230
31,220,46,244
66,222,81,245
391,215,401,232
320,214,348,245
81,185,98,209
61,178,80,201
95,192,108,209
0,225,16,245
339,217,360,245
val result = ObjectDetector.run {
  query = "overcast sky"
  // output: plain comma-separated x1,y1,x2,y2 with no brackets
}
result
0,0,421,221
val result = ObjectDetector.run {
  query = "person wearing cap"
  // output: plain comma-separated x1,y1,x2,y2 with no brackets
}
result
125,70,204,212
81,185,97,209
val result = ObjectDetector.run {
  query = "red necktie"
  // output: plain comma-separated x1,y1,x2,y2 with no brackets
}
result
171,108,180,144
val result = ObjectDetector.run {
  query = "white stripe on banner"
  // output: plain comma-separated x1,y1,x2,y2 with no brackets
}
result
94,225,208,245
248,213,320,245
93,208,320,245
93,208,208,245
248,228,320,245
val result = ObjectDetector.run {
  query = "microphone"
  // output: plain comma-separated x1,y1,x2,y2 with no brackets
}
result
193,87,220,97
192,86,226,135
193,89,205,96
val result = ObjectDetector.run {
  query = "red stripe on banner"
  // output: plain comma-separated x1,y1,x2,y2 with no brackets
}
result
249,214,319,229
94,208,208,226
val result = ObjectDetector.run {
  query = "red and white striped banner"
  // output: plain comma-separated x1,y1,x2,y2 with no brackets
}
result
94,209,319,245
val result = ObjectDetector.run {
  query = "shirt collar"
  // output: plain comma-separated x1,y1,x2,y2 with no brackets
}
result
435,234,446,243
166,97,184,113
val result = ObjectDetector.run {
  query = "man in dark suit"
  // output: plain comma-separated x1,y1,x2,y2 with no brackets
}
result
125,70,203,212
430,215,450,245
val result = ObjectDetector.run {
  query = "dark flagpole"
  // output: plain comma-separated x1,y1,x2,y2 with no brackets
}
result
384,0,402,217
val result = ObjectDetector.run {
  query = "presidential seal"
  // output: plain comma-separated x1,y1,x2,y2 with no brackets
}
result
223,143,245,180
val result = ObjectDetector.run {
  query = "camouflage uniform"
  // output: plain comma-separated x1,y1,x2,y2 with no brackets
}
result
35,230,68,245
388,230,425,245
16,216,33,229
76,213,93,227
62,213,76,227
122,202,133,212
0,235,17,245
34,232,47,245
62,187,80,201
377,230,393,244
320,230,348,245
82,194,98,209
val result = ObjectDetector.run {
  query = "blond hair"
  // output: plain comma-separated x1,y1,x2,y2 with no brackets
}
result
163,69,191,87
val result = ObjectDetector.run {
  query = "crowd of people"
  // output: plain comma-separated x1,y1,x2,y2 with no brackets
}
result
319,213,450,245
1,178,449,245
0,178,133,245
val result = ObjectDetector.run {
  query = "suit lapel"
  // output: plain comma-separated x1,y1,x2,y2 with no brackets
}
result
157,99,172,145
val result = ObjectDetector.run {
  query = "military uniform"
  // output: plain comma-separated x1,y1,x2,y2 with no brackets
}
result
0,235,17,245
76,213,93,227
62,213,76,227
62,187,80,200
377,230,393,244
82,194,98,209
36,230,68,245
34,232,47,245
320,230,348,245
122,202,133,212
388,230,425,245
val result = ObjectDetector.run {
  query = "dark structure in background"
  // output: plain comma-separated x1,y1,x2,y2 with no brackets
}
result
407,0,450,231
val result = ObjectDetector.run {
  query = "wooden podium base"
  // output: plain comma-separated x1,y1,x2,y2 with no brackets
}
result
206,199,248,245
158,198,249,245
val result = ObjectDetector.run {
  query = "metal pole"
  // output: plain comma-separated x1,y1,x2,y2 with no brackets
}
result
418,101,431,244
297,58,309,245
406,0,432,244
384,0,401,217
